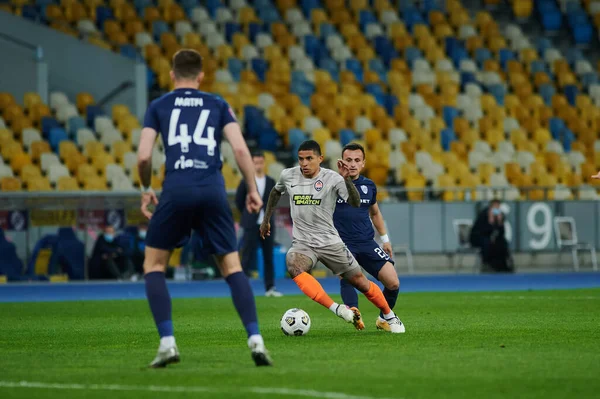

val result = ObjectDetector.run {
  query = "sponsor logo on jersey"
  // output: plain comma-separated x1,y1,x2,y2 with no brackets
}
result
174,97,204,107
337,198,371,204
293,194,322,205
314,180,323,191
174,156,209,170
361,185,368,194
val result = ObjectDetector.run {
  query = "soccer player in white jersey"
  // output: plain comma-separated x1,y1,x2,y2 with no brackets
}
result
260,140,404,333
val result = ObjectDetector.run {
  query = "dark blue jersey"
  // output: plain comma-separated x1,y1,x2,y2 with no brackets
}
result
143,88,237,190
333,175,377,245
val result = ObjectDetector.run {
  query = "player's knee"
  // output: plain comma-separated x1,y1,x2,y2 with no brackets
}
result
143,259,166,274
342,269,370,292
285,252,312,278
386,279,400,291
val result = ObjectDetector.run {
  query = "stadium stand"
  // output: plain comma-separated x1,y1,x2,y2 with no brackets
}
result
1,0,600,201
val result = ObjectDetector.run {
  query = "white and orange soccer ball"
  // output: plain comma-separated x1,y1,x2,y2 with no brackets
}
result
280,308,311,336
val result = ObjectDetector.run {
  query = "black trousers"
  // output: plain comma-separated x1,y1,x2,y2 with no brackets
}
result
471,235,513,273
241,225,275,290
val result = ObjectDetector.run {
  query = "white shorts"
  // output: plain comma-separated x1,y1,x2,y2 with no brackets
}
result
287,241,360,275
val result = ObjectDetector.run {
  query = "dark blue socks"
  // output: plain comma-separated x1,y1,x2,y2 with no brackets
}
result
380,288,399,318
225,271,260,337
340,278,359,308
145,271,173,337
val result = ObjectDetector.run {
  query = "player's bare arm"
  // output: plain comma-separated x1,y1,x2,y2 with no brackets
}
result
337,159,361,207
369,203,393,258
137,127,159,219
592,171,600,179
223,122,262,213
285,252,313,278
260,187,282,239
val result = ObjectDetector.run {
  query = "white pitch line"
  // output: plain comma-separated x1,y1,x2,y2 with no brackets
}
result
0,380,402,399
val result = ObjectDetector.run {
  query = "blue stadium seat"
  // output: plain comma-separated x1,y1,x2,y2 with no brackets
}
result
488,84,506,106
67,116,86,137
319,23,336,38
537,0,562,31
251,58,268,82
225,22,241,43
345,58,363,82
258,128,281,152
152,20,170,41
95,6,113,30
205,0,223,17
499,48,516,70
49,127,68,151
562,128,575,152
441,128,457,151
85,105,104,128
288,128,307,149
475,48,492,68
443,106,459,128
228,58,243,81
41,116,61,137
248,22,263,42
339,129,356,146
539,83,555,106
549,117,565,140
365,84,385,106
384,94,399,116
564,84,578,106
301,0,321,17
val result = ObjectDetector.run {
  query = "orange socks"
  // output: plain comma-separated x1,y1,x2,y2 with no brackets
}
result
364,281,392,315
293,272,335,309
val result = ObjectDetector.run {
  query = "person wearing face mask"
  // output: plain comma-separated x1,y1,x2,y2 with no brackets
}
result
130,222,148,279
469,199,513,273
89,225,135,280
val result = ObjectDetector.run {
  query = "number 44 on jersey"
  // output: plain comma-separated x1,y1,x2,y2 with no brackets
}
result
168,108,216,156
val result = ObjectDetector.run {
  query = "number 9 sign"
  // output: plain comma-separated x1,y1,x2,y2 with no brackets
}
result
526,203,553,250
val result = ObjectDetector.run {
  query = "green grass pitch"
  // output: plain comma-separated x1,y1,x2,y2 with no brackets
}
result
0,289,599,399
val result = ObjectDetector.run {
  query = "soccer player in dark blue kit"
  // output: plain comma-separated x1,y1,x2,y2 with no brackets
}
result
333,143,405,333
137,49,272,367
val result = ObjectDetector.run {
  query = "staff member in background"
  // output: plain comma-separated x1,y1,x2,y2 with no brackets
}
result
89,225,135,280
469,199,513,273
235,150,283,297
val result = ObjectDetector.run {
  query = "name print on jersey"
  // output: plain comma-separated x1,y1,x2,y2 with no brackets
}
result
174,97,203,107
293,194,322,205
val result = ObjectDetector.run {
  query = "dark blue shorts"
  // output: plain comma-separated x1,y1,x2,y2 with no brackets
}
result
145,186,237,255
347,240,394,279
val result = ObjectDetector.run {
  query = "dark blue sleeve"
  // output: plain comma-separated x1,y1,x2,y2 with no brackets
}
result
372,182,378,204
143,101,160,131
220,100,237,128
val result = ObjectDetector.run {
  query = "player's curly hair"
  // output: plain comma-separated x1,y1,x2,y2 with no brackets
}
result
172,49,203,80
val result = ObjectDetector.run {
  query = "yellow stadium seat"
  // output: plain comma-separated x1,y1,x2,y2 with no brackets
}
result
0,128,13,146
406,175,426,201
84,177,108,191
2,141,23,160
0,92,16,110
367,166,388,186
20,163,42,182
30,140,51,163
23,92,42,111
505,162,522,184
57,176,80,191
1,177,21,191
10,152,32,175
27,177,52,191
478,163,495,184
77,164,97,184
29,103,51,126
